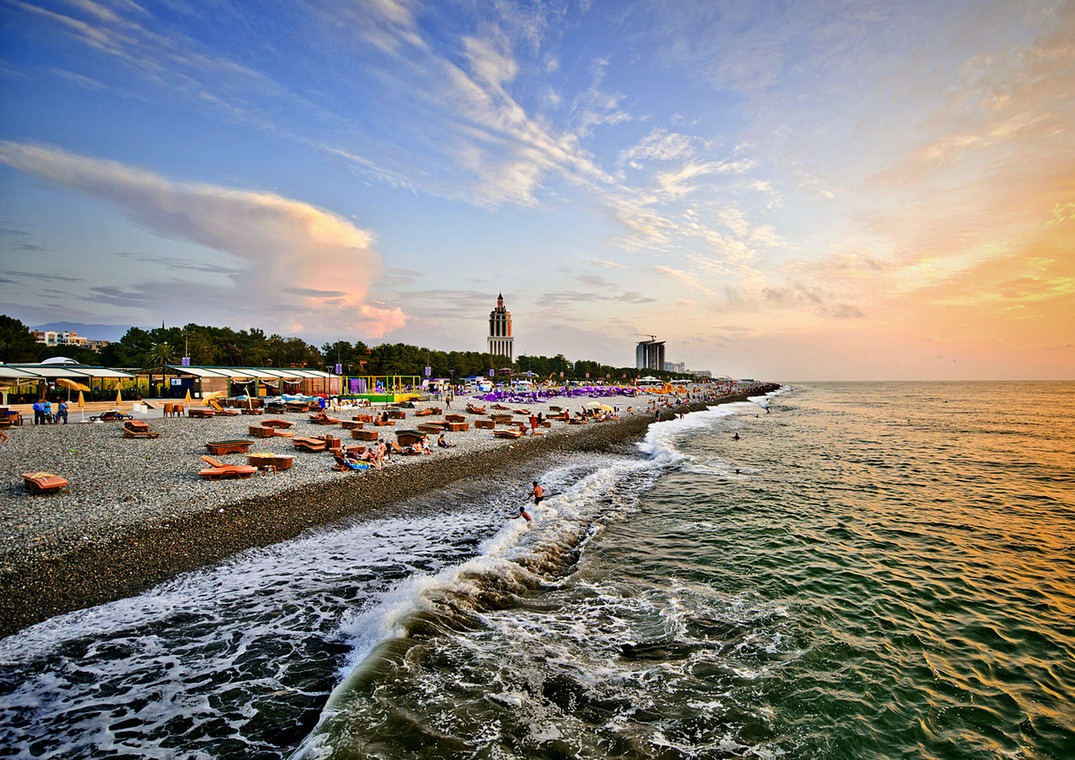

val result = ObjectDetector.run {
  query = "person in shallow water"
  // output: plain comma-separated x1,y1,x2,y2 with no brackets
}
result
733,432,740,440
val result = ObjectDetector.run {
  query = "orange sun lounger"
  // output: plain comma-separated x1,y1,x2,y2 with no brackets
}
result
198,455,257,480
22,472,68,493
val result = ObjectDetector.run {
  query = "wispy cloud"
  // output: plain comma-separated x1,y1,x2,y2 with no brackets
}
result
0,141,404,337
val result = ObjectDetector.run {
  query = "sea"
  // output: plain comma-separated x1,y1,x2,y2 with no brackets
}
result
0,382,1072,759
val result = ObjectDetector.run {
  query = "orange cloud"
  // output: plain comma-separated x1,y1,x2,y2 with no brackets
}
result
0,141,405,338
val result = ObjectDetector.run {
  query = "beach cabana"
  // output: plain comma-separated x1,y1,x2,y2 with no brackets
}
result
166,366,341,399
0,364,136,404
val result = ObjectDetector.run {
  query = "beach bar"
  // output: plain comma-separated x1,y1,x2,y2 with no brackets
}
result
0,363,137,405
165,365,341,399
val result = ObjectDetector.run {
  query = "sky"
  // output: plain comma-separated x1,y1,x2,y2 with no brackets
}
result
1,0,1073,380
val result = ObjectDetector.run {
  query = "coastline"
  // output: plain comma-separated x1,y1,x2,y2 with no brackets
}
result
0,388,774,638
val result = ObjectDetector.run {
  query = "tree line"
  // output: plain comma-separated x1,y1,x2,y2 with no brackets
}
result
0,315,694,383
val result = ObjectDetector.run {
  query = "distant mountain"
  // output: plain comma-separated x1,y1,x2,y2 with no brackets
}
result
30,322,133,342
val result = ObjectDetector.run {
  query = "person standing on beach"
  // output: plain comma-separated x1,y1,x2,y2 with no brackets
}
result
529,414,538,435
56,400,68,424
32,399,44,425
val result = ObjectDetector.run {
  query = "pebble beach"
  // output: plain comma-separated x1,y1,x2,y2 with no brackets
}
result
0,386,772,636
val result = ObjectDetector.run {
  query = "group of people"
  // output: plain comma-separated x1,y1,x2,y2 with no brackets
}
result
342,431,456,469
31,399,68,424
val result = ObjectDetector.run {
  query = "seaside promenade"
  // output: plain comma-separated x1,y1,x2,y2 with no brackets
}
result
0,384,777,637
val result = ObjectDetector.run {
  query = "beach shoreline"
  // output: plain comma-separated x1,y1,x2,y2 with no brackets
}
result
0,387,774,638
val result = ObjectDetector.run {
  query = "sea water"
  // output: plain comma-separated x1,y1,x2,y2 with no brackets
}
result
1,383,1072,759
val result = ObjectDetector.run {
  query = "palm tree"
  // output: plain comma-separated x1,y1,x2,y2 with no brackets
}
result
144,341,176,397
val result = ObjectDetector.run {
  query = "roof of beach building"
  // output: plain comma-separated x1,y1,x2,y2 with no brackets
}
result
164,365,338,379
0,363,136,380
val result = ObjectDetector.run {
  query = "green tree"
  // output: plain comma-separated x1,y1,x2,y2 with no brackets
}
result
144,341,176,396
0,315,38,362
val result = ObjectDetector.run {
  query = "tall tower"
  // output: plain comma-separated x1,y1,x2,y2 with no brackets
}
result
487,292,514,362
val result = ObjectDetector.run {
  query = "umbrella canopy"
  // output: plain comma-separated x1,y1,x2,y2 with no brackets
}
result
77,391,85,407
585,400,603,407
115,388,122,404
184,389,192,402
598,404,614,412
57,378,91,392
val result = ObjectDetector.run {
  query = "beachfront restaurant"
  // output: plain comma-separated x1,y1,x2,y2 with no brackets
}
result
164,365,341,399
0,362,137,405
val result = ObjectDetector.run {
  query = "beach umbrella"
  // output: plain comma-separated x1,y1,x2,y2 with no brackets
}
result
115,388,122,404
77,390,85,422
57,378,91,392
184,389,192,402
57,377,91,404
585,400,602,407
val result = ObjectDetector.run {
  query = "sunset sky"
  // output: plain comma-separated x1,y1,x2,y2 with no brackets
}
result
1,0,1072,380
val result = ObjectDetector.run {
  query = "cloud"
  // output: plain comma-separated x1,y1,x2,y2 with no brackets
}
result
615,291,656,304
590,257,628,269
655,265,716,297
620,128,697,168
0,141,404,338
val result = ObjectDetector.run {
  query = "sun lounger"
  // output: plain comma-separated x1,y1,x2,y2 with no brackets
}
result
475,419,495,429
413,407,442,416
308,412,339,425
292,437,329,452
240,407,263,415
446,422,469,432
418,423,448,434
22,471,68,493
466,404,487,415
188,408,215,418
91,410,133,422
339,420,364,429
247,453,293,471
352,429,379,441
206,440,253,455
395,430,428,447
387,410,407,420
493,429,524,439
122,420,161,439
198,455,258,480
261,418,294,429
